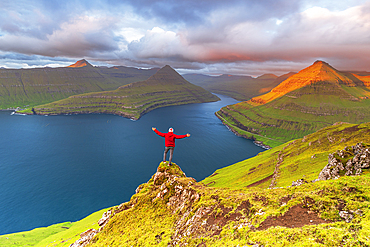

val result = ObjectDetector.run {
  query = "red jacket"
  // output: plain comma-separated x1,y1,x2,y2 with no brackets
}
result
154,129,187,147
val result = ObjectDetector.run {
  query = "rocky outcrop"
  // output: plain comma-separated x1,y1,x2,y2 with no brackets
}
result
70,160,363,246
318,143,370,180
70,229,98,247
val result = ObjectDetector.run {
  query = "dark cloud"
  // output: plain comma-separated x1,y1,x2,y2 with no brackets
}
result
0,0,369,76
122,0,301,25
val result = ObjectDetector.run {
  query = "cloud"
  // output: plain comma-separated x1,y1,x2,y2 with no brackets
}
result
0,15,120,57
0,0,370,75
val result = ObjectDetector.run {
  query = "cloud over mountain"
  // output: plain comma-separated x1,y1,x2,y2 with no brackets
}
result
0,0,370,75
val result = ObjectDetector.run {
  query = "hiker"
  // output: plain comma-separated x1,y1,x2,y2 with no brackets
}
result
152,127,190,166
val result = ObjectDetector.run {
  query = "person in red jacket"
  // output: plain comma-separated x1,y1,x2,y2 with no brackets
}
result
152,127,190,166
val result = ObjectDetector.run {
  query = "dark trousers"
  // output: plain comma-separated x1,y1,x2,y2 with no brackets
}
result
164,146,174,164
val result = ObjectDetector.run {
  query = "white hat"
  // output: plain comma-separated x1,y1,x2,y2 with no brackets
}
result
168,127,174,132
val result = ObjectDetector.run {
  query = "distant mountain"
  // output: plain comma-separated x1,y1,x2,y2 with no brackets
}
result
0,60,158,109
184,72,284,101
250,60,362,105
256,73,278,80
67,59,93,68
28,65,219,119
216,61,370,147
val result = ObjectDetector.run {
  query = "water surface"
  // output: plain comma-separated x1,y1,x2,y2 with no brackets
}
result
0,95,263,234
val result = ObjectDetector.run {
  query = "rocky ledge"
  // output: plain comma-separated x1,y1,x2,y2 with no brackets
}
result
318,143,370,180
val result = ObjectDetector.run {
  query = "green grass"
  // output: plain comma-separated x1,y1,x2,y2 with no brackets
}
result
88,161,370,246
0,208,108,247
202,122,370,189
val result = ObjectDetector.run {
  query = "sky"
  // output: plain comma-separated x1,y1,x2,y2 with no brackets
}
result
0,0,370,76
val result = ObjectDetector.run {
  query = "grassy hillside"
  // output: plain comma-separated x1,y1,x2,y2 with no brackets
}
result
217,61,370,148
202,122,370,189
184,72,293,101
25,65,219,119
0,208,108,247
0,60,157,109
4,156,370,246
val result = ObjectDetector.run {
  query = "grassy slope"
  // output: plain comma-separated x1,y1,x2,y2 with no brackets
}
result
28,66,220,119
184,73,292,101
6,160,370,246
217,81,370,148
0,208,107,247
202,122,370,189
0,66,157,109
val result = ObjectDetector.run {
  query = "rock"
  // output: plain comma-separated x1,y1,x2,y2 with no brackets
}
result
339,211,353,223
291,179,308,187
98,210,112,227
70,229,97,247
318,143,370,181
135,184,144,194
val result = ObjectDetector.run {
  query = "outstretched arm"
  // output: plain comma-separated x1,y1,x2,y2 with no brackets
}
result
152,127,165,137
175,133,191,139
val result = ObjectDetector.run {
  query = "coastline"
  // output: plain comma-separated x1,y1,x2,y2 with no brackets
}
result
215,111,271,150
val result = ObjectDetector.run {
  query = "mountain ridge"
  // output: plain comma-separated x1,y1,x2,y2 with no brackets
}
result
0,60,158,109
26,65,220,119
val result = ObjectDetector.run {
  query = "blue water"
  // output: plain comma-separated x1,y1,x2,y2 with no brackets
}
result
0,94,263,235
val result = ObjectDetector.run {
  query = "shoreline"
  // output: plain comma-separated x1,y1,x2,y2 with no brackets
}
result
215,111,271,150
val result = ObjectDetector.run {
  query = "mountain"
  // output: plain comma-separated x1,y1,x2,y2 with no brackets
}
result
4,122,370,246
0,60,158,109
67,59,93,68
216,61,370,147
27,65,220,119
249,60,362,105
183,72,284,101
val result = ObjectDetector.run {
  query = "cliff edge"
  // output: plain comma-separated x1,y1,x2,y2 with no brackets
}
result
69,161,370,246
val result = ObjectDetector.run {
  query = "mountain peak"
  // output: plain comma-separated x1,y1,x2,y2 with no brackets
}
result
67,59,93,68
141,65,188,86
313,60,327,65
248,61,357,105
